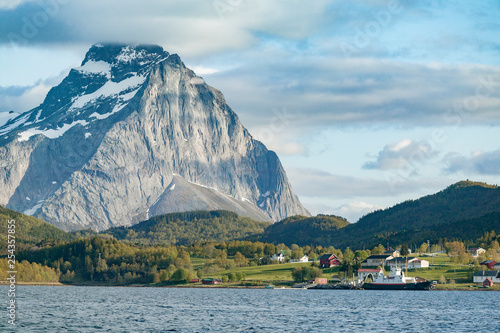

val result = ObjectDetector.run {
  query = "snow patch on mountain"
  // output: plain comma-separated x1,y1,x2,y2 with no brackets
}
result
24,200,45,216
0,111,20,127
117,46,148,63
77,60,112,79
69,74,146,112
18,119,89,142
0,113,29,135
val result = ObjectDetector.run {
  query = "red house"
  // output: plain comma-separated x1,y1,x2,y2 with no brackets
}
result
202,278,222,285
319,254,341,268
480,260,497,270
483,278,494,288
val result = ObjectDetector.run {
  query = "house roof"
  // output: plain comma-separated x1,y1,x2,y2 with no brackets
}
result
387,257,418,263
469,247,484,251
319,254,336,260
367,255,393,260
484,278,494,284
473,270,498,277
480,260,497,265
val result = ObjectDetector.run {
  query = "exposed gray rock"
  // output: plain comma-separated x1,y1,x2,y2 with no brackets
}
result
0,44,310,230
149,175,272,222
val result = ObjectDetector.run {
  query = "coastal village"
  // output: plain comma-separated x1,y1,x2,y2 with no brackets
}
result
193,245,500,290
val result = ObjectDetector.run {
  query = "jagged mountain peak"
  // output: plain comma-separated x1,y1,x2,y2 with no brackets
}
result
79,44,171,81
83,43,167,64
0,44,176,144
0,43,310,231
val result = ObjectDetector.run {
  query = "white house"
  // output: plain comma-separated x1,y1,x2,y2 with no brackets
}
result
362,255,393,267
468,247,486,257
408,259,429,269
270,253,285,262
473,270,500,283
290,255,309,263
386,257,429,270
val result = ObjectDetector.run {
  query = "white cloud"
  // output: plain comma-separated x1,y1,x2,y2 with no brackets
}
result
0,0,332,56
363,139,438,170
286,167,442,198
334,201,384,223
206,58,500,132
298,200,383,223
189,66,219,75
276,142,308,156
0,0,34,9
444,149,500,175
0,82,51,112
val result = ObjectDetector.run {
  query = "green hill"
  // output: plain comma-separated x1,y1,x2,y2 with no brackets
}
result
254,181,500,248
255,214,350,245
363,212,500,247
102,210,271,245
329,180,500,248
0,205,74,252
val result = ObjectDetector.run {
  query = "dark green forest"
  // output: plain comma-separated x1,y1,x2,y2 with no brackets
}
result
0,206,74,252
103,210,271,245
325,181,500,249
255,214,350,245
259,181,500,248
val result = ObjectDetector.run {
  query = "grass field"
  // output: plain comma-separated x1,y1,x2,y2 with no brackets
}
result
208,262,312,285
189,254,498,289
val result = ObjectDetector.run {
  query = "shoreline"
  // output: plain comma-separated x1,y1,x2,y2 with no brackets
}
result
2,281,499,291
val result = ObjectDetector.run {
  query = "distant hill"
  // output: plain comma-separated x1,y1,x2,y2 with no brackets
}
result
367,212,500,247
329,180,500,248
0,205,73,252
102,210,271,245
255,214,350,245
253,181,500,248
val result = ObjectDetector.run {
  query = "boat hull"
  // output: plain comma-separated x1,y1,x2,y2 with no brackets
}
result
362,281,432,290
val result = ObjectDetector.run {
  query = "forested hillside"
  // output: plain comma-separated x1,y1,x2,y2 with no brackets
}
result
255,214,350,245
328,181,500,248
102,210,271,245
0,205,74,252
255,181,500,248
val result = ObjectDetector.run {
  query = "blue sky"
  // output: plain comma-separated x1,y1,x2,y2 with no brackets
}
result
1,0,499,222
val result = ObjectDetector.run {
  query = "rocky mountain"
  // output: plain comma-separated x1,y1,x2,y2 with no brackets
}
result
0,44,309,231
148,175,272,222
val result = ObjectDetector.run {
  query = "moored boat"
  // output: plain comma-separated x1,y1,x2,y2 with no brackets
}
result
362,267,433,290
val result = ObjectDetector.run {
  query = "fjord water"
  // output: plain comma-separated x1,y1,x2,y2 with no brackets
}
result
1,286,499,332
